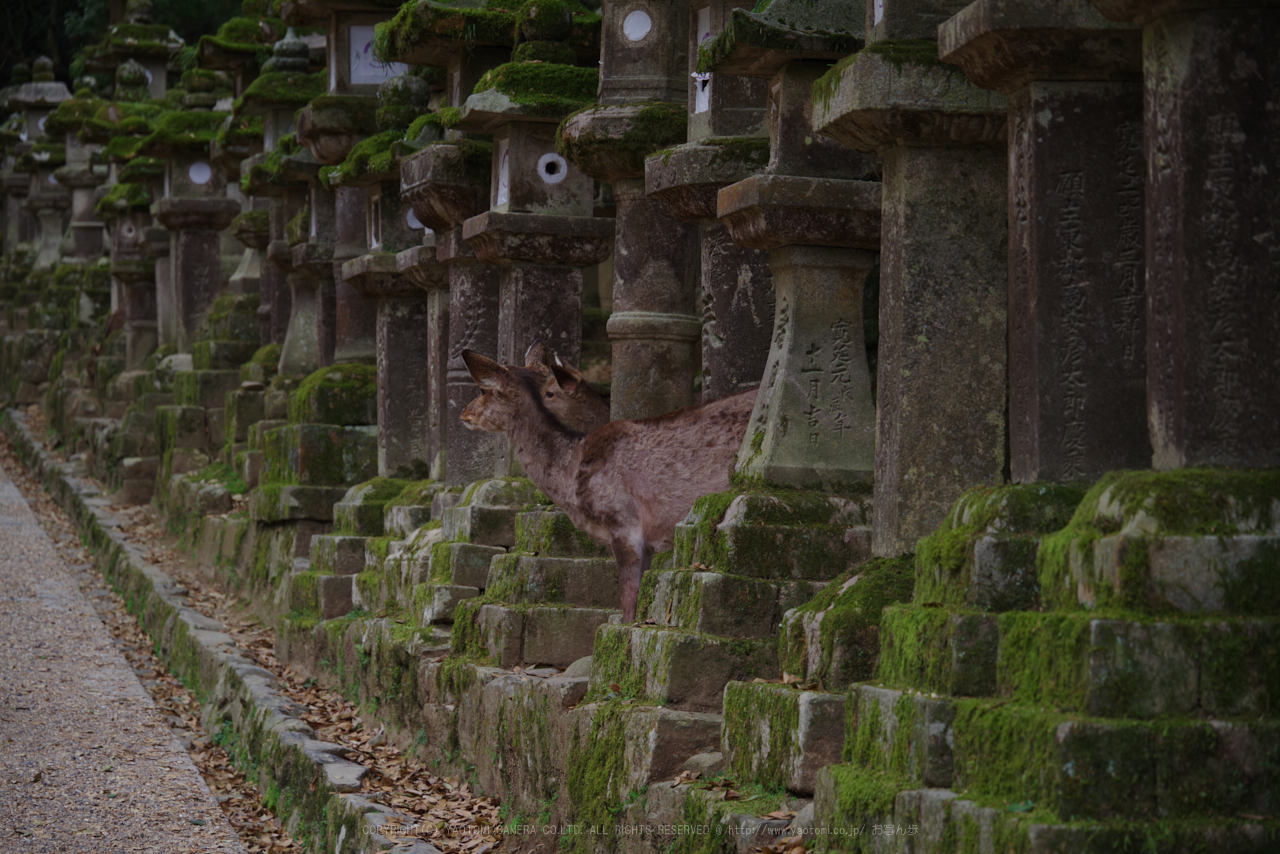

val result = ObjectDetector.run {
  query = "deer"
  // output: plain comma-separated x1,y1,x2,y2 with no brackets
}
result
522,341,611,433
460,349,757,623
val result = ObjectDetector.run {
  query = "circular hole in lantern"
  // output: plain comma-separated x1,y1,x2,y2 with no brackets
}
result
537,153,568,185
188,161,213,185
407,209,423,230
123,223,136,238
623,9,652,41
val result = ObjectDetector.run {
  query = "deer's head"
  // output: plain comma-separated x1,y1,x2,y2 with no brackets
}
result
461,349,544,433
525,340,610,433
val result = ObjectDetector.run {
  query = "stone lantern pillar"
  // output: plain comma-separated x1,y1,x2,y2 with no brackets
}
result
454,34,615,475
148,113,242,352
1089,0,1280,470
10,58,73,272
559,1,701,420
48,97,110,264
234,28,326,355
293,0,409,367
700,0,879,490
940,1,1148,484
386,3,516,486
643,0,776,407
815,6,1011,557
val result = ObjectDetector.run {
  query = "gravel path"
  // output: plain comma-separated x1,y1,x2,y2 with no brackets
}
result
0,459,246,853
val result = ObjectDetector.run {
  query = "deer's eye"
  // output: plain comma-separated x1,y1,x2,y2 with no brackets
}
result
545,390,555,399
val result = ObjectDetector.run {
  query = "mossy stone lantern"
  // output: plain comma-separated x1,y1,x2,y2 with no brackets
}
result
12,59,74,271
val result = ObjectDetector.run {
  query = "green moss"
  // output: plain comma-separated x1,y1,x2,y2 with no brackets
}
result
695,6,861,74
117,155,164,183
511,40,576,64
16,143,66,171
230,209,270,241
249,343,282,366
189,462,251,496
285,202,309,246
214,115,265,150
321,129,404,189
374,2,517,64
233,70,327,114
95,181,151,221
721,682,801,788
102,134,147,161
778,556,914,688
556,100,687,174
139,110,226,154
44,96,104,135
288,364,378,426
819,764,910,849
563,702,630,854
472,61,598,117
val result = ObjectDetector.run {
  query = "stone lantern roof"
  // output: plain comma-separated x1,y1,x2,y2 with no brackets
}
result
695,0,864,79
197,16,288,71
8,59,73,112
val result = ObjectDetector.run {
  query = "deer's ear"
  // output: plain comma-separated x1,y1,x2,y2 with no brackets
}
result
524,339,552,369
462,350,510,390
550,363,582,393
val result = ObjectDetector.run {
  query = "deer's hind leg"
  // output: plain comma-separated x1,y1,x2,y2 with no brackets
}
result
611,533,652,624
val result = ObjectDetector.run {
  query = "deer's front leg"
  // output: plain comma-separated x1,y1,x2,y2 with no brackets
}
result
611,533,652,624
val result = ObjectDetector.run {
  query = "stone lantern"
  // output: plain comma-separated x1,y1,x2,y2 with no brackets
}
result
940,1,1148,483
10,58,73,271
559,2,700,421
292,0,411,367
235,28,326,355
145,111,241,352
48,94,110,263
81,0,184,100
453,8,614,475
642,1,776,409
815,1,1011,556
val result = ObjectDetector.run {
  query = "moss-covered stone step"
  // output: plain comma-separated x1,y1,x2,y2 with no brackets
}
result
590,624,779,713
410,582,480,625
914,483,1087,613
673,490,872,580
173,369,241,409
251,484,349,523
259,423,378,486
1038,469,1280,613
113,411,156,457
224,388,265,444
333,477,420,536
485,553,619,608
721,681,845,796
287,364,377,426
876,604,999,697
843,685,956,791
455,602,616,669
514,508,611,558
778,556,915,692
812,768,1277,854
310,534,368,576
411,539,504,589
951,700,1280,822
994,612,1280,720
641,568,825,638
248,417,286,450
193,339,259,370
106,368,149,402
382,481,445,538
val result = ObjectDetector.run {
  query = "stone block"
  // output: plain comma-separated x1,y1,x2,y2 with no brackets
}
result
441,504,521,547
251,485,349,523
260,424,379,487
288,363,377,426
428,542,505,588
486,554,620,608
310,535,369,576
514,508,611,558
120,456,158,481
113,411,157,458
385,504,434,539
845,685,955,790
778,556,915,691
206,408,226,449
332,478,418,536
193,339,258,370
318,573,354,620
877,605,999,697
237,449,263,489
249,418,287,449
225,389,265,444
645,569,826,639
173,369,241,409
674,490,872,580
119,479,154,505
411,583,479,625
471,604,614,669
590,624,778,712
722,682,846,796
155,405,209,450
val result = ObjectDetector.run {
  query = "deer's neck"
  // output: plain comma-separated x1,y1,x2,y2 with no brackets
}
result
506,406,585,510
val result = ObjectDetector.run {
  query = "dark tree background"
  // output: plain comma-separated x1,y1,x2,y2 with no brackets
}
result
2,0,243,85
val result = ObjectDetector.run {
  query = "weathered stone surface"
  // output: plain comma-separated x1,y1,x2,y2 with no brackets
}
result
260,424,378,487
412,583,479,625
473,603,613,668
251,485,350,523
644,570,825,639
847,685,956,789
317,573,354,620
487,554,619,608
722,682,845,795
310,535,367,576
514,509,611,558
877,605,1000,697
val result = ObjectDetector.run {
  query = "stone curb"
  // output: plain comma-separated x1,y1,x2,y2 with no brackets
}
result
2,408,440,854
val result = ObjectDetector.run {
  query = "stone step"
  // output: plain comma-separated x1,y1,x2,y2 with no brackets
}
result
225,389,265,443
914,482,1087,613
113,411,156,458
778,556,915,692
458,603,616,669
644,568,827,639
333,478,423,536
249,418,286,450
673,490,872,580
410,582,480,625
193,339,259,370
310,534,368,576
173,369,241,409
259,423,378,487
994,612,1280,720
141,391,174,415
949,700,1280,822
403,537,503,589
843,685,956,791
485,553,619,608
721,681,846,796
876,604,999,697
441,503,524,547
513,508,611,558
815,769,1275,854
590,624,778,713
251,484,349,523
